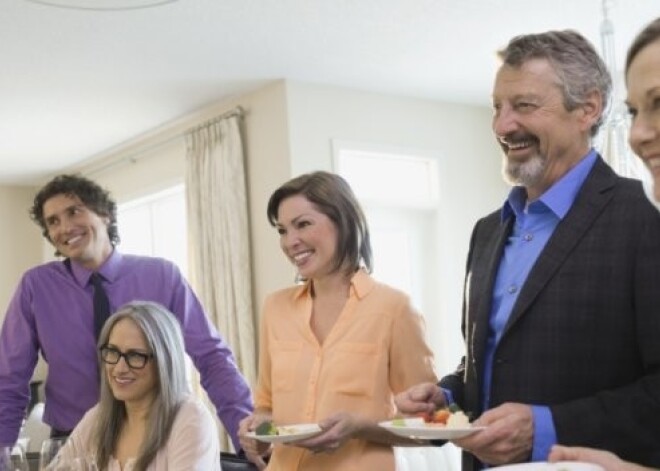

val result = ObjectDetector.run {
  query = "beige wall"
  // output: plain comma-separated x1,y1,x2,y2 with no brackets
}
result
69,80,293,321
1,80,506,374
0,186,50,381
284,81,507,370
0,186,42,316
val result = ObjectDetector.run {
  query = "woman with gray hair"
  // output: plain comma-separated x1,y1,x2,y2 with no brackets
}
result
53,301,221,470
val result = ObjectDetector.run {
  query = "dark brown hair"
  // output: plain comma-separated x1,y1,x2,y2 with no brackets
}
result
267,171,372,275
625,17,660,75
30,174,119,247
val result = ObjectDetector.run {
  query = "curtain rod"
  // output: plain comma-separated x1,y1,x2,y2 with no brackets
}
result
186,106,244,135
83,106,244,178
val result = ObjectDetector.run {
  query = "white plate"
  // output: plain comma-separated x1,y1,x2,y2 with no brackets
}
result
490,462,604,471
379,418,485,440
246,423,322,444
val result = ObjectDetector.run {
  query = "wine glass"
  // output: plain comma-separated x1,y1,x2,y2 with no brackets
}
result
0,445,28,471
38,438,66,471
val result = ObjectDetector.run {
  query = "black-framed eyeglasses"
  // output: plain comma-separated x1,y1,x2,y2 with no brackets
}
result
99,346,153,369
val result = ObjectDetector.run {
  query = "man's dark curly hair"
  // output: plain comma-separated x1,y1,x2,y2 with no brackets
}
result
30,174,120,246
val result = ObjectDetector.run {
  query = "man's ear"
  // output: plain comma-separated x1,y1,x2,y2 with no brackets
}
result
578,89,604,132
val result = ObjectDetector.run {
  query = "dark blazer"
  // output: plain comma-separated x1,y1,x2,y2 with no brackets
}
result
440,157,660,470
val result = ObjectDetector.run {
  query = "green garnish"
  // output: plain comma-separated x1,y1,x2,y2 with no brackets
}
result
391,417,406,427
255,421,278,436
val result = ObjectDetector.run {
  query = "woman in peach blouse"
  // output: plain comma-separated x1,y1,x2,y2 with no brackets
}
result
239,171,437,471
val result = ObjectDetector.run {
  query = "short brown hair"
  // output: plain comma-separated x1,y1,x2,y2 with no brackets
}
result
267,171,372,275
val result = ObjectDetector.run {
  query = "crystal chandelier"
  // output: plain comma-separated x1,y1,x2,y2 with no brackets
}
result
596,0,645,179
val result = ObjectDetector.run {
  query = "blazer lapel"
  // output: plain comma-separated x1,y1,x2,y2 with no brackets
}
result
468,215,514,399
502,157,617,336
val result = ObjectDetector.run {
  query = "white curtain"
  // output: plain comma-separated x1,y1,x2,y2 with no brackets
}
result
185,110,257,450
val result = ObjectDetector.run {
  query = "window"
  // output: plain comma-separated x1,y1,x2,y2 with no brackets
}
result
116,184,193,384
117,184,187,275
334,141,439,313
336,146,439,209
334,141,461,470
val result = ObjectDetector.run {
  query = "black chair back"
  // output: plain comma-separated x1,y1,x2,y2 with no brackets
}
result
26,452,39,471
220,452,259,470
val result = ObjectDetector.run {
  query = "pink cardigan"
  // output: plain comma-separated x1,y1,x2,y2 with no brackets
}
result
57,395,221,470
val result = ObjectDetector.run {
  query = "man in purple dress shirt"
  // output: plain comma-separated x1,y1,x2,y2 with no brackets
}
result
0,174,252,451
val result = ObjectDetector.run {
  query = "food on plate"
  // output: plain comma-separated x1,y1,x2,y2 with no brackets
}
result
446,410,470,428
420,408,451,424
381,404,483,439
418,404,471,428
255,420,278,436
255,421,312,436
390,417,407,427
390,404,473,429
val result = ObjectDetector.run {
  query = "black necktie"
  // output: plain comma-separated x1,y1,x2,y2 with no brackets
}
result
90,273,111,341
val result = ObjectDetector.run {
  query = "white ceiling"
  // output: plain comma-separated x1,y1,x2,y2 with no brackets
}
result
1,0,657,184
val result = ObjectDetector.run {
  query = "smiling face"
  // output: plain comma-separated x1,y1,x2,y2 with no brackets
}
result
626,38,660,204
492,58,598,200
105,318,157,409
42,193,113,270
275,194,340,281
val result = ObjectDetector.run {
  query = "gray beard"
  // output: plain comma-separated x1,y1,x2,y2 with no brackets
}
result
502,152,547,188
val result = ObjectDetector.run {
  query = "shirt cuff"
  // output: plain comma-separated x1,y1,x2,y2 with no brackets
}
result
440,387,454,406
531,405,557,461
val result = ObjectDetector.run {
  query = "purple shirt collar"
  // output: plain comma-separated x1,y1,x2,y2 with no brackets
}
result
68,248,122,286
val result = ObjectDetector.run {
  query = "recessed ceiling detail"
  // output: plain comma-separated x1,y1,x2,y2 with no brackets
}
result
25,0,178,11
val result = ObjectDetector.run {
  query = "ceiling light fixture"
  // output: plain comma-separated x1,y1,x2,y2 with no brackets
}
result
597,0,642,179
24,0,178,11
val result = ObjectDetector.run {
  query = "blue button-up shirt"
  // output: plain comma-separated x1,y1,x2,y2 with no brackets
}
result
483,150,597,460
